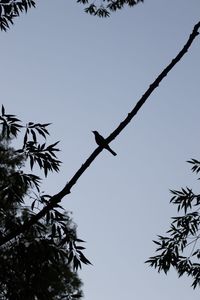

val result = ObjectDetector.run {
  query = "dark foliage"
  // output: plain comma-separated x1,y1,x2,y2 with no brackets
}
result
146,159,200,289
78,0,143,17
0,0,144,31
0,0,35,31
0,105,91,299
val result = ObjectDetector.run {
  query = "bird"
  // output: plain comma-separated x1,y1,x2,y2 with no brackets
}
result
92,130,117,156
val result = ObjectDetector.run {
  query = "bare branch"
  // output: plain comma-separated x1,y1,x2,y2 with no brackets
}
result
0,20,199,246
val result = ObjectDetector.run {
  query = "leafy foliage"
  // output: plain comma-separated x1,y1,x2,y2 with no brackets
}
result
0,0,144,31
0,105,91,299
0,0,35,31
0,105,61,177
77,0,143,17
146,159,200,289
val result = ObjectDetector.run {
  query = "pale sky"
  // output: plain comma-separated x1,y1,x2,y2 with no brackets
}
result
1,0,200,299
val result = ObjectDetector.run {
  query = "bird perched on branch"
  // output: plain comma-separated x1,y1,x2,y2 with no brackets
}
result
92,131,117,156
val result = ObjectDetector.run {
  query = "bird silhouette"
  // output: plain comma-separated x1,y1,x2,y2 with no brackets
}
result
92,131,117,156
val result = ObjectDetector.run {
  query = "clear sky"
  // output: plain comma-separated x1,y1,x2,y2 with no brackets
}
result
1,0,200,299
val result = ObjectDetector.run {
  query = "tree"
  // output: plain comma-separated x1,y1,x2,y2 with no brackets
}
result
146,159,200,289
0,0,143,31
1,0,200,294
0,106,90,299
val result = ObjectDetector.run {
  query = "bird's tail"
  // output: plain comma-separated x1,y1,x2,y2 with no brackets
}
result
108,147,117,156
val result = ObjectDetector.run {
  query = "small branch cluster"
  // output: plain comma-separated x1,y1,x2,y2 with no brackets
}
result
0,0,143,31
0,0,35,31
146,160,200,289
77,0,143,17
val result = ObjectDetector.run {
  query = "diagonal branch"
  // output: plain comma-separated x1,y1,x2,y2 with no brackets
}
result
0,20,199,247
107,20,200,144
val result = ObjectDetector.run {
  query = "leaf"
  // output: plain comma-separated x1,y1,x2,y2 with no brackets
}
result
78,251,92,265
40,143,46,150
29,155,34,170
36,127,46,139
47,141,60,151
46,211,50,224
153,240,161,246
75,246,86,250
31,199,36,210
51,223,56,237
68,251,74,265
73,256,82,271
31,129,37,143
23,132,28,146
1,105,5,116
76,238,86,243
42,123,51,127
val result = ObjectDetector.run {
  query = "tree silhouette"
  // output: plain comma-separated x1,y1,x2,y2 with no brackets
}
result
1,0,200,292
146,159,200,289
0,107,90,299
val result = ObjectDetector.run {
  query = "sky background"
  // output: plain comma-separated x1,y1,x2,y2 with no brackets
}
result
1,0,200,299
